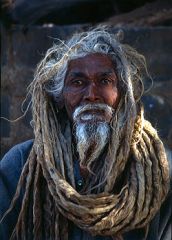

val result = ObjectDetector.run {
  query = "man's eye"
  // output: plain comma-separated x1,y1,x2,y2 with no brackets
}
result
72,80,83,86
100,79,112,85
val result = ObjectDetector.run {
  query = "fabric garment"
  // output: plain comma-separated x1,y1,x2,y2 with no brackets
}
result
0,140,171,240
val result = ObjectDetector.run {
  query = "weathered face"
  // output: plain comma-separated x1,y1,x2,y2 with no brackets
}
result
63,53,120,122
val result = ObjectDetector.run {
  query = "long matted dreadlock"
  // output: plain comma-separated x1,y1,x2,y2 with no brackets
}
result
2,27,170,239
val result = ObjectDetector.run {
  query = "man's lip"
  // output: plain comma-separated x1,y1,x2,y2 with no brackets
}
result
80,114,104,122
77,110,107,123
79,109,105,116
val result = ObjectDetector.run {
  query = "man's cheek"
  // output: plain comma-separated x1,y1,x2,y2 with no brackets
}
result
65,101,76,120
110,92,120,109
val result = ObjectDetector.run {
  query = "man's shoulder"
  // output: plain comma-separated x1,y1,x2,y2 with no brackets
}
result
0,140,33,209
0,139,33,175
0,140,34,238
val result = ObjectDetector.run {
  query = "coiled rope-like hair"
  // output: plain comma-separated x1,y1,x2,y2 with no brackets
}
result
2,27,170,239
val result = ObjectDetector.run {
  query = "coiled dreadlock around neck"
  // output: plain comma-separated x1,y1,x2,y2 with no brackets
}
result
2,27,169,240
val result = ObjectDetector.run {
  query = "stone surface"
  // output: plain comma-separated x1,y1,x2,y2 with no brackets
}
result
1,25,172,158
2,0,115,25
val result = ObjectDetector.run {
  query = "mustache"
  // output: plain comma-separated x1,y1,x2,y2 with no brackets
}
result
73,103,114,121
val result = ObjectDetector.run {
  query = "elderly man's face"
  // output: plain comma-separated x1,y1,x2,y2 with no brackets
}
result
63,53,120,122
63,53,120,166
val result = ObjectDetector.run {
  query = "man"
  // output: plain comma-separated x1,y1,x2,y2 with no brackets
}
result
0,27,171,240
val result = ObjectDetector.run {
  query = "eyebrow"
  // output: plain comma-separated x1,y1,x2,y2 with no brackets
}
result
99,71,115,77
66,72,86,78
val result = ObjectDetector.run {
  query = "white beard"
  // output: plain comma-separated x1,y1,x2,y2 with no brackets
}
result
73,104,113,170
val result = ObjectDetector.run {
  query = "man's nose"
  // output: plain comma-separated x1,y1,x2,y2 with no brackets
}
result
83,83,101,103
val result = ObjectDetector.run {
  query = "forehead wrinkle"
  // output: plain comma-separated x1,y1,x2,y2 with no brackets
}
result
86,69,118,80
69,69,116,78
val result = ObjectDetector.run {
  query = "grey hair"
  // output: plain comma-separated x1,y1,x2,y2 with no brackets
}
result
34,26,146,108
4,27,169,240
31,28,148,183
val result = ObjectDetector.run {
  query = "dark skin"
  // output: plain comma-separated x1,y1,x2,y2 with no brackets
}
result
63,53,120,123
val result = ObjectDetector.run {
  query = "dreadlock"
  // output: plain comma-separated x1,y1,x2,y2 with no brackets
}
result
1,26,170,239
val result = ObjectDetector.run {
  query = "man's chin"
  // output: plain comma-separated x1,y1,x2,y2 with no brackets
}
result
74,120,110,169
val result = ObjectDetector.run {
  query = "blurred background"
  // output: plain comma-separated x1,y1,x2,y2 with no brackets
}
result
1,0,172,158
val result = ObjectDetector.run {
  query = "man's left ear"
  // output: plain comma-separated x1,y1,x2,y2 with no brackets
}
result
53,95,65,109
